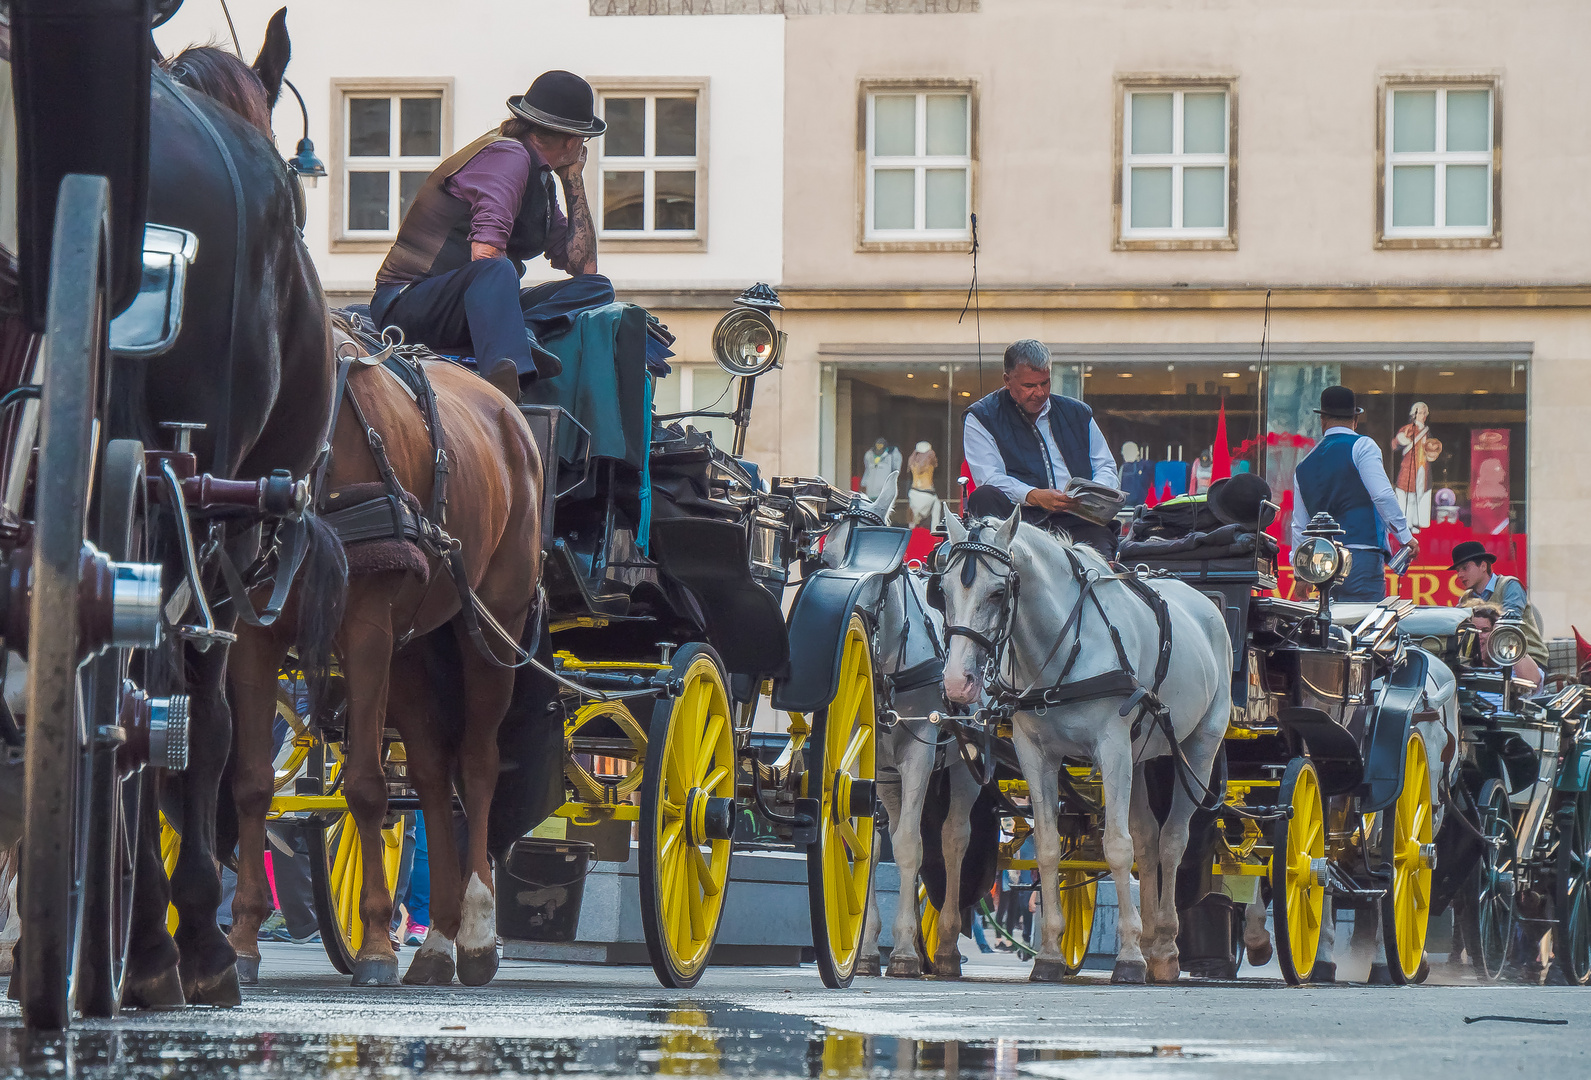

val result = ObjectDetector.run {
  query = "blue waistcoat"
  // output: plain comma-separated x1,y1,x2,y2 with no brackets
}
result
965,389,1095,491
1294,431,1384,549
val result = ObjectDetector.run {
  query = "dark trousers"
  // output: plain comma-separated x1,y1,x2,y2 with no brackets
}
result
371,258,614,377
1337,549,1387,602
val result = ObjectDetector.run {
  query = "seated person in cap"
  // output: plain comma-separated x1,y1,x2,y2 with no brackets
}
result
1453,540,1549,670
371,70,615,402
962,339,1120,558
1468,603,1544,691
1289,385,1416,603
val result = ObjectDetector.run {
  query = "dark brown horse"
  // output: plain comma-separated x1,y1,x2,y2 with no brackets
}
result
226,325,543,987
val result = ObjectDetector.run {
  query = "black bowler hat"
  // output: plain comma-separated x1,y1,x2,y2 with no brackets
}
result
507,71,606,137
1448,540,1498,572
1314,385,1363,418
1207,473,1277,528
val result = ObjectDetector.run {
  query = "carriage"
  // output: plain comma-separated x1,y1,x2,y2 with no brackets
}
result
266,284,896,990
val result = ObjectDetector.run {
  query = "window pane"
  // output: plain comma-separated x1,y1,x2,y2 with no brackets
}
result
654,170,696,231
873,168,915,230
348,171,389,231
604,98,644,157
1130,93,1173,155
1446,164,1489,227
398,171,427,224
655,97,696,157
925,94,968,157
873,95,916,157
399,97,441,157
1447,90,1490,152
1129,167,1172,228
1182,166,1225,227
1392,91,1436,153
1391,164,1436,226
603,170,644,230
348,98,390,157
925,168,966,230
1183,92,1225,154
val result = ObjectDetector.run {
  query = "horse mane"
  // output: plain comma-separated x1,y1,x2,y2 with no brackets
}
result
164,45,273,137
1010,519,1114,579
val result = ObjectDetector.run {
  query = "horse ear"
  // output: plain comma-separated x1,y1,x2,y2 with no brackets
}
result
995,506,1021,548
945,512,968,545
869,472,898,524
252,7,291,110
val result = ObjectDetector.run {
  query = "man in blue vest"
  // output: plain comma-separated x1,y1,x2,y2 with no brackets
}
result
1290,385,1417,601
963,339,1120,556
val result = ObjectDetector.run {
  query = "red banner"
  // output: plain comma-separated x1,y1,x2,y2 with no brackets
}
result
1470,429,1511,535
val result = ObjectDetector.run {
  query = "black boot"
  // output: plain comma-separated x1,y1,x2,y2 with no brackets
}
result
525,331,563,381
481,357,522,404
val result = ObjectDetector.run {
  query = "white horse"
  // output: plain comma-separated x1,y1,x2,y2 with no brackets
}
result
940,510,1233,983
819,480,983,979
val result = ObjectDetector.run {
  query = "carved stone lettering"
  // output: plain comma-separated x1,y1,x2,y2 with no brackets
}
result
591,0,979,14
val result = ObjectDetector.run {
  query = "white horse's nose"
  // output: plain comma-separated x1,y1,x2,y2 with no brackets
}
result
944,669,980,705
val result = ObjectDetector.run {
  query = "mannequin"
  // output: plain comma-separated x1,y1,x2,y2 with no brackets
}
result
906,441,939,528
860,437,902,500
1190,448,1214,495
1393,401,1440,530
1119,440,1153,505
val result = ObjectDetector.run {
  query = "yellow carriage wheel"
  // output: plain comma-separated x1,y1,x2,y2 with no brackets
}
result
1271,758,1325,986
639,644,737,989
307,808,405,973
1055,870,1098,976
1380,731,1434,984
161,814,180,936
806,613,877,989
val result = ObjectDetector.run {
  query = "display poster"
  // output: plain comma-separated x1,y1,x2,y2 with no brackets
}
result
1470,429,1512,535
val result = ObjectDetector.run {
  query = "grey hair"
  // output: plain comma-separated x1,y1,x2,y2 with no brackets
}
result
1003,338,1051,375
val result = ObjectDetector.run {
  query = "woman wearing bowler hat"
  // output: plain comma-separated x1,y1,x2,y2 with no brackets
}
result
370,71,614,403
1289,386,1417,602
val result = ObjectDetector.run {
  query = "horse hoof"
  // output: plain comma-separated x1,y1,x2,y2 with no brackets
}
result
1147,958,1180,984
185,965,242,1008
886,954,923,979
1366,963,1393,986
1109,960,1148,985
1031,959,1068,983
855,955,881,977
123,967,187,1011
352,956,401,987
933,954,963,979
235,955,260,987
456,947,499,988
1246,941,1273,967
402,950,456,987
1309,961,1337,984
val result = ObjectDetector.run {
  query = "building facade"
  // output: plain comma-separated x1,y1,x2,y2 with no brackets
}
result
160,0,1590,632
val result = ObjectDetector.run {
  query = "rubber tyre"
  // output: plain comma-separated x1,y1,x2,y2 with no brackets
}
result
806,613,878,989
639,643,735,989
1466,778,1516,981
1380,731,1434,985
1553,789,1591,985
1271,757,1325,986
19,174,112,1030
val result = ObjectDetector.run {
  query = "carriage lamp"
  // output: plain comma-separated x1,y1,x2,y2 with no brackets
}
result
1485,620,1528,667
1291,536,1343,586
282,78,327,185
712,306,784,377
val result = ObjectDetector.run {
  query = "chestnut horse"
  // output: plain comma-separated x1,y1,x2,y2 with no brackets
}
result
225,323,543,987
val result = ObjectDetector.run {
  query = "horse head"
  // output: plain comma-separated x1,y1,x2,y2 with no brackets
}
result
164,6,291,137
939,507,1021,705
820,472,897,570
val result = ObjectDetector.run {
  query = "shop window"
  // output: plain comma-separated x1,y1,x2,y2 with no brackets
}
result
592,80,707,250
654,364,735,450
1117,81,1235,250
860,80,975,251
332,80,453,251
1378,81,1499,248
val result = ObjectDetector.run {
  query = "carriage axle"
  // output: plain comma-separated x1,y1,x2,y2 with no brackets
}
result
0,540,161,659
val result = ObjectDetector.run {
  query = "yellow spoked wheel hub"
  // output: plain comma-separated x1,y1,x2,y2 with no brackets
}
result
1383,732,1434,982
639,645,736,989
806,614,877,989
1272,758,1325,985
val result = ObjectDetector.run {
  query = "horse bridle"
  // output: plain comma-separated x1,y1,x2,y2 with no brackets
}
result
938,526,1021,673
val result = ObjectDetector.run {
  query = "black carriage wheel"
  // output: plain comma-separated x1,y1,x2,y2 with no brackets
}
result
1553,788,1591,986
19,173,112,1030
1464,778,1516,982
77,439,148,1017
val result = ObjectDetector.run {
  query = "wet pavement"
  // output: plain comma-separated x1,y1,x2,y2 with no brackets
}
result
0,944,1586,1079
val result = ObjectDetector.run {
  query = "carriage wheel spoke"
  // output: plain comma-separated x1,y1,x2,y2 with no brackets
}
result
696,713,725,781
659,818,683,865
840,724,872,775
686,856,706,942
692,844,721,897
836,819,863,860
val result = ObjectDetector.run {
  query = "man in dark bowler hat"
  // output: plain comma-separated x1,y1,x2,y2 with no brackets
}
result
1289,385,1417,602
371,70,614,401
1451,539,1548,667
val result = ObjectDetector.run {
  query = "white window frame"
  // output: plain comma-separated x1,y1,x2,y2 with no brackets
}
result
863,88,973,244
1119,87,1231,243
1381,84,1495,242
330,78,453,253
587,78,708,253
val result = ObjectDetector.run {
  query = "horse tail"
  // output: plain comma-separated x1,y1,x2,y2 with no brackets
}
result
295,509,348,721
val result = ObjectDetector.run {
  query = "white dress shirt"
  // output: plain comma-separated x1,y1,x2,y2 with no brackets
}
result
964,399,1120,506
1290,426,1414,549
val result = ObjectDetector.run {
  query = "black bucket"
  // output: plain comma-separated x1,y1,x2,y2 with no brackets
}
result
495,838,595,943
1176,892,1240,979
